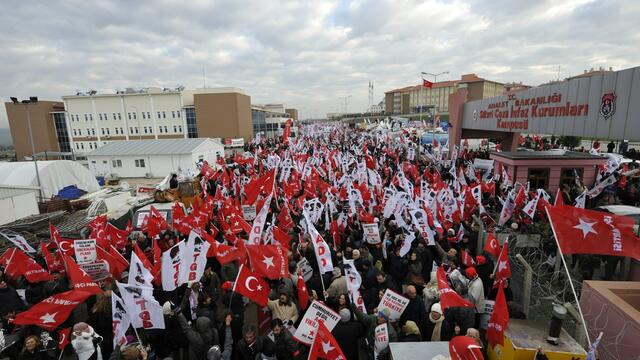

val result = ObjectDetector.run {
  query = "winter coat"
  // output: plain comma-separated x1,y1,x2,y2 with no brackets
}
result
234,336,266,360
0,286,27,317
332,320,365,360
267,299,299,324
178,313,219,360
467,277,485,314
272,329,298,360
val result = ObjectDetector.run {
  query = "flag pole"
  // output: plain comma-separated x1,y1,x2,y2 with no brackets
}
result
544,206,592,347
131,325,144,347
228,264,242,314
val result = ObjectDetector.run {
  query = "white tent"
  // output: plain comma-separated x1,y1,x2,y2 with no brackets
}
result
0,160,100,199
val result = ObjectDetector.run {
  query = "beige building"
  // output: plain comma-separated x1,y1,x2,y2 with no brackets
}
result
5,100,68,160
384,73,506,116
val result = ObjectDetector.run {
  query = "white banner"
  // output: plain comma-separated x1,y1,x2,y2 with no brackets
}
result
305,215,333,274
377,289,409,321
344,259,367,313
297,258,314,282
80,261,110,281
1,232,36,253
111,292,131,349
179,231,211,284
293,300,340,345
374,324,390,358
362,222,381,244
248,195,272,245
128,252,154,288
161,241,186,291
587,174,617,198
242,205,257,221
116,282,165,329
74,239,97,264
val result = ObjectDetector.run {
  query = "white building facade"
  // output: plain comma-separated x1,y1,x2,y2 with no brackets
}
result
63,87,188,155
86,138,224,178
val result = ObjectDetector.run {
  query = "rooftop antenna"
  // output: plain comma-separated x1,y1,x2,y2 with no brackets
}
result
557,65,561,81
202,65,206,88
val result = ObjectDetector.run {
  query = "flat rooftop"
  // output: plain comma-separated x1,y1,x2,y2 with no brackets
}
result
490,150,604,160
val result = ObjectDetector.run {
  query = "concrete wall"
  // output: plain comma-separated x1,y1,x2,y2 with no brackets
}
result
5,101,62,160
0,192,39,225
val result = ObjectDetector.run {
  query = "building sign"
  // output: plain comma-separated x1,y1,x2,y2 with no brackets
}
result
461,67,640,140
224,138,245,148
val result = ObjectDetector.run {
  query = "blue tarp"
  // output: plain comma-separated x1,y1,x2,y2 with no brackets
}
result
57,185,86,200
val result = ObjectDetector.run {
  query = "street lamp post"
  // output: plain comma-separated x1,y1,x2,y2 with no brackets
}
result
10,96,44,201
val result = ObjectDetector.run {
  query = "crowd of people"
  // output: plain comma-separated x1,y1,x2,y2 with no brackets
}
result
0,123,631,360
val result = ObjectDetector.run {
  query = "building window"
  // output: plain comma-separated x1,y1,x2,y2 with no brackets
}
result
91,128,95,136
53,113,71,153
159,127,163,133
112,160,122,168
76,143,79,150
84,114,88,121
128,113,131,120
172,111,176,118
560,168,584,188
142,112,146,119
118,113,122,120
73,129,77,136
173,125,177,133
101,128,105,135
135,159,145,168
120,127,124,134
144,127,148,134
178,125,183,132
185,107,197,138
149,127,153,133
528,168,550,190
80,143,84,150
133,112,137,120
115,128,118,135
89,114,93,121
98,114,102,121
135,127,139,134
157,111,161,119
163,126,168,133
147,112,150,119
89,143,93,149
106,128,110,135
113,113,117,120
177,111,180,118
94,142,97,148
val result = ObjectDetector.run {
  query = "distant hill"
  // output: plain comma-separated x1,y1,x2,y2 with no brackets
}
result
0,128,12,146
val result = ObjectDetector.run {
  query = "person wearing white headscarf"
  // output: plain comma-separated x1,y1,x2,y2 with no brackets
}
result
71,322,103,360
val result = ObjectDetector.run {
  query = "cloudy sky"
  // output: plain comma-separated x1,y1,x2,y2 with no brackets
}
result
1,0,639,127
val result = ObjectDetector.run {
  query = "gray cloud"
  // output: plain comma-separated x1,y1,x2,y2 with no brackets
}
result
1,0,639,127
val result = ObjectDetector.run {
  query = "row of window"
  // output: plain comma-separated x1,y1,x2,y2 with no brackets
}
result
75,141,105,150
72,125,184,137
70,110,182,122
91,159,145,168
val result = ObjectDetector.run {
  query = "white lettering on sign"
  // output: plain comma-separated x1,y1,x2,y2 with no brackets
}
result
293,301,340,345
74,239,96,264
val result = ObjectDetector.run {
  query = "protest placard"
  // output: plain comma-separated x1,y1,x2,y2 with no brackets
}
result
74,239,97,264
242,205,256,221
362,222,381,244
80,261,111,281
293,301,340,345
377,289,409,321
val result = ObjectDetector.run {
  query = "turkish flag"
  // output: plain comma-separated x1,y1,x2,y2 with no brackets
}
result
200,160,217,180
246,245,289,279
57,327,71,350
484,233,501,258
422,79,434,89
486,285,509,346
12,289,93,331
244,168,276,205
554,188,565,207
449,335,485,360
63,255,103,295
461,250,476,267
41,242,65,274
133,243,153,272
436,266,474,311
233,264,269,307
514,186,527,209
545,205,640,259
277,204,294,230
493,240,511,288
2,248,53,283
297,273,309,310
215,241,243,265
105,223,130,250
309,320,346,360
272,225,291,249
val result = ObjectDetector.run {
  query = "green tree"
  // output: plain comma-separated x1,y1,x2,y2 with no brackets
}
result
559,136,582,149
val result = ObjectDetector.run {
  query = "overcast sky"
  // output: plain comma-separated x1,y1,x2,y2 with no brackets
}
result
1,0,639,128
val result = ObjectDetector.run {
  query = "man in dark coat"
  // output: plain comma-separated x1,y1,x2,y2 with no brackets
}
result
234,324,266,360
399,285,427,336
332,308,364,360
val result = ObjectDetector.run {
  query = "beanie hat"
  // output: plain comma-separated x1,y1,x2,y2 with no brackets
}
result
339,308,351,323
378,308,391,321
431,302,443,315
465,267,478,279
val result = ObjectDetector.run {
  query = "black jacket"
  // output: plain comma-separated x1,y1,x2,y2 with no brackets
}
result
332,320,364,360
0,286,26,317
